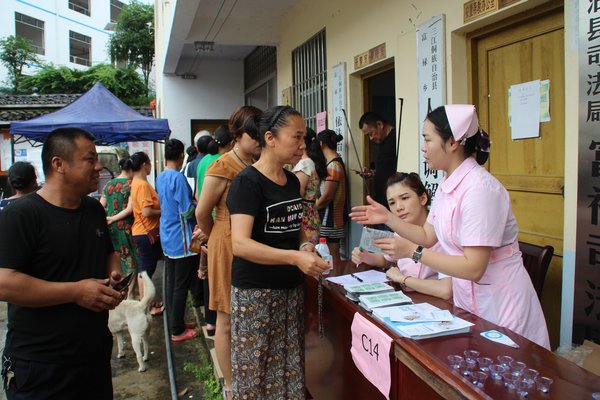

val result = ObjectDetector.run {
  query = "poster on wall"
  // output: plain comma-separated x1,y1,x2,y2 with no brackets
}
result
332,62,348,162
574,1,600,343
128,141,156,187
416,15,446,202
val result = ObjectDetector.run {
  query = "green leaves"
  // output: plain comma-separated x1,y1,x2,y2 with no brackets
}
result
0,35,39,93
20,64,150,105
108,0,154,97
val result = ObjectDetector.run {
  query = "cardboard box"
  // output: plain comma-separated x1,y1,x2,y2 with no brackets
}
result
582,340,600,376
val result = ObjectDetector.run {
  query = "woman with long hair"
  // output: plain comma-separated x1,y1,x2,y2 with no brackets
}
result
351,105,549,348
352,172,451,299
227,105,329,398
100,157,140,275
292,127,328,244
196,106,262,398
316,129,348,263
129,152,162,314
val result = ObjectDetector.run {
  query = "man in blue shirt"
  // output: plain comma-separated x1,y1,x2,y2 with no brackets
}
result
156,139,200,342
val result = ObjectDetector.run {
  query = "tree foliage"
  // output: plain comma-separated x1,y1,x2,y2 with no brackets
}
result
21,64,149,105
108,0,154,97
0,35,39,93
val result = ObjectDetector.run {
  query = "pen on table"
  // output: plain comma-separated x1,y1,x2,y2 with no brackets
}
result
350,273,363,282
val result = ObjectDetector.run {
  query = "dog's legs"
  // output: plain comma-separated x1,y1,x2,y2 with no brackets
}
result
130,333,147,372
142,331,149,362
116,331,126,358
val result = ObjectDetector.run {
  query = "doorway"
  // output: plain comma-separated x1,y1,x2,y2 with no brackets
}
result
362,66,396,200
469,4,565,348
190,119,229,144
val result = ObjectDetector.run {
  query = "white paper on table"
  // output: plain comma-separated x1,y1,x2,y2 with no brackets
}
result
390,308,453,323
326,269,389,285
509,80,541,139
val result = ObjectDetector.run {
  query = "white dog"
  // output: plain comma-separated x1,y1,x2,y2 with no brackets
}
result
109,271,155,372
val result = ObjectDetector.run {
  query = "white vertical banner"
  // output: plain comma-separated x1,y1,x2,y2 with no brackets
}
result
416,15,446,202
332,62,347,163
128,141,156,187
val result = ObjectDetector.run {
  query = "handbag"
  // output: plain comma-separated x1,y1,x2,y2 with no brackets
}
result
146,227,160,245
141,218,160,245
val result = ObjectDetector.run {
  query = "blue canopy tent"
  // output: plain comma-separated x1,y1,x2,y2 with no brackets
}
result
10,82,170,145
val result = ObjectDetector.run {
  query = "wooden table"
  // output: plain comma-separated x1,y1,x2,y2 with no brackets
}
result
304,261,600,399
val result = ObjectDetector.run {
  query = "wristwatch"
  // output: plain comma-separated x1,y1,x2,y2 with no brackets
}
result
412,245,424,263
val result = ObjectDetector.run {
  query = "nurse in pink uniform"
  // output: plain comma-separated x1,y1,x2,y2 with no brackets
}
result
350,104,550,349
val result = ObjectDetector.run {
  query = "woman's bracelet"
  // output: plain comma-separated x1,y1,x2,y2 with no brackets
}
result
299,241,313,250
401,275,410,288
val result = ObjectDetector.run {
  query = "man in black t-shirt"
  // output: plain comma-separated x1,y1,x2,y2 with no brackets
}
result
359,112,398,208
0,128,125,400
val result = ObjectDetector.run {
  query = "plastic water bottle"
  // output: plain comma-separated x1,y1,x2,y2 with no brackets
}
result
315,237,333,275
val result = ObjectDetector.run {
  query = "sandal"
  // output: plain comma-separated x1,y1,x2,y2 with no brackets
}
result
222,386,232,400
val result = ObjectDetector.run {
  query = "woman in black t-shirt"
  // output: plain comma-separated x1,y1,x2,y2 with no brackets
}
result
227,106,329,399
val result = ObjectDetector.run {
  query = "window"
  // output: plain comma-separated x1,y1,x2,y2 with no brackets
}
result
15,12,45,55
69,0,90,16
69,30,91,66
291,29,327,130
110,0,124,23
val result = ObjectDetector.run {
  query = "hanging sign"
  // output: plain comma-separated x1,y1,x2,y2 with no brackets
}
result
332,62,347,160
350,312,393,399
417,15,446,202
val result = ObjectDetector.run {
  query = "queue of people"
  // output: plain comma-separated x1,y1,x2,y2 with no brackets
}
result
0,102,550,399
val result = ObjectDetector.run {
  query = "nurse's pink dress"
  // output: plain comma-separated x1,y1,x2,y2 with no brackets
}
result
427,157,550,349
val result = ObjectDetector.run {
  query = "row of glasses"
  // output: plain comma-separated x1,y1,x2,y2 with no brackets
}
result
447,351,554,396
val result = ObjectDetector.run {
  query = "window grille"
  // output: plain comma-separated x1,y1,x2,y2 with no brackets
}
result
15,12,45,55
69,30,91,66
245,46,276,91
292,29,327,131
69,0,90,16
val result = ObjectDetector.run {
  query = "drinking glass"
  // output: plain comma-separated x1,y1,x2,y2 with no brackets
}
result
535,376,553,393
447,355,464,370
463,349,481,362
522,368,539,384
459,359,477,376
515,379,534,398
489,364,507,380
509,360,527,377
497,355,514,367
470,371,488,388
502,372,517,389
477,357,493,372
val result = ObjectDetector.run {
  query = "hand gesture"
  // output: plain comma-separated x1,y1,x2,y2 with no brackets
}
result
73,279,124,312
350,195,391,226
295,251,330,278
106,216,115,225
192,226,208,244
374,236,414,260
386,266,404,283
351,247,368,266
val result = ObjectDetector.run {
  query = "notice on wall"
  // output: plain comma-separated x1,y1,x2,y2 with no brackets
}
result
316,111,327,133
0,136,12,172
509,80,541,139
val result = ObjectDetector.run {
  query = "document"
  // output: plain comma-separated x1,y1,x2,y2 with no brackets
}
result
326,269,389,286
359,227,395,255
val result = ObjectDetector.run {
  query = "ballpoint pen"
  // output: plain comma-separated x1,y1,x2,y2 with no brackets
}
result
350,273,363,282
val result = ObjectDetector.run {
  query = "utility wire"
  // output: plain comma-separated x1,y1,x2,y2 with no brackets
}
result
210,0,239,42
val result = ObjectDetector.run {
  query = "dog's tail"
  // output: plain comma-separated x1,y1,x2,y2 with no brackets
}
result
137,271,156,310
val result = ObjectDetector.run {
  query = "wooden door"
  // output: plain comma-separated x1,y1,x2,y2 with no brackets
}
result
469,5,564,347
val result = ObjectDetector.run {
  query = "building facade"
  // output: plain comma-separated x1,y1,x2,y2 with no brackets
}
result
0,0,126,88
155,0,582,349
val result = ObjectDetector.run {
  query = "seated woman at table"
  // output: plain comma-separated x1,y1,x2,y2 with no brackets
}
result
351,172,452,300
350,104,550,349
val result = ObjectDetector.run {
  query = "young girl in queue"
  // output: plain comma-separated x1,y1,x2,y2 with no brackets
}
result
129,152,163,315
315,129,349,263
227,106,329,398
352,172,452,300
292,127,328,244
350,104,550,349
